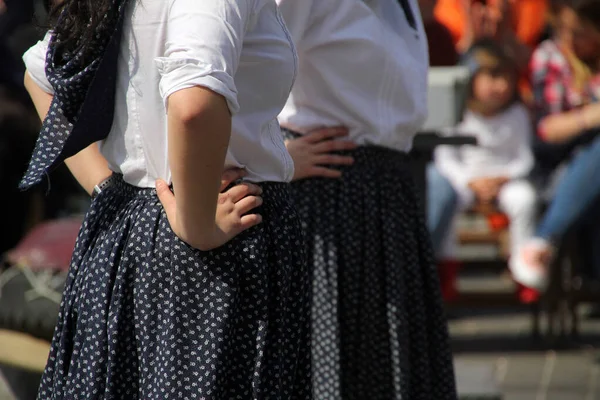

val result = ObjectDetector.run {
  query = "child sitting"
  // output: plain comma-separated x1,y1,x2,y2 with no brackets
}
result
435,39,538,289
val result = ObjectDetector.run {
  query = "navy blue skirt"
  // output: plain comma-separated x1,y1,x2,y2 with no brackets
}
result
283,130,457,400
37,175,311,399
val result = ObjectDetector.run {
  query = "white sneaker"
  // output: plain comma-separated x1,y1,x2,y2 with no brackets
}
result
509,238,554,291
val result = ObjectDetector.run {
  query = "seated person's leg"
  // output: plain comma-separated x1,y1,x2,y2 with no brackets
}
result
497,180,538,257
512,135,600,289
498,180,547,289
536,135,600,244
426,163,458,258
427,164,468,301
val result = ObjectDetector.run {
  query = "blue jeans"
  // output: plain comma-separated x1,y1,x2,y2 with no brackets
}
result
426,163,457,258
536,134,600,243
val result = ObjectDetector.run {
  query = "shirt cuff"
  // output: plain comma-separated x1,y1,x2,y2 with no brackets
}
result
155,57,240,114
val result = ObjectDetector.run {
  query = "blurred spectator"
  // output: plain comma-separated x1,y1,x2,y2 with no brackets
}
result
435,39,537,290
532,0,600,138
514,0,600,286
435,0,540,106
435,0,547,53
419,0,459,66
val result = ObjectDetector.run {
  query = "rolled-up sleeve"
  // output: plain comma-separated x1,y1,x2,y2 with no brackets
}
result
22,31,54,94
155,0,253,114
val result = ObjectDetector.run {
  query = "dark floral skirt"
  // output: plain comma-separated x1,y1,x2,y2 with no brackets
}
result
284,130,457,400
38,175,312,399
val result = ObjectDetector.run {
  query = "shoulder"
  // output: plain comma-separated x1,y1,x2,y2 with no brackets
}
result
453,111,481,134
501,104,532,131
22,31,54,94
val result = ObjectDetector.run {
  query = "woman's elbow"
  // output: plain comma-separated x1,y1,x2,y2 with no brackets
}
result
167,86,231,126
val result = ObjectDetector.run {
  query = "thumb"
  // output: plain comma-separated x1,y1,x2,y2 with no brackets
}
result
220,168,247,192
156,179,176,222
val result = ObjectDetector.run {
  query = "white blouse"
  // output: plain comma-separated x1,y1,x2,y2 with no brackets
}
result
276,0,429,152
23,0,297,187
435,104,535,189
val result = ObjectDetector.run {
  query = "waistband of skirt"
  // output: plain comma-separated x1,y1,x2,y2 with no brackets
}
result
281,128,409,168
97,174,156,199
104,173,292,203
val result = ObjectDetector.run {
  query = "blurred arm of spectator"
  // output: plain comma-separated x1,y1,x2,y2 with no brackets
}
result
23,33,112,195
538,102,600,143
435,143,498,203
531,39,600,143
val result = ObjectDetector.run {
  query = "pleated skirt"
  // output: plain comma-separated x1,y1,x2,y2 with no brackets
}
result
284,130,458,400
37,175,312,399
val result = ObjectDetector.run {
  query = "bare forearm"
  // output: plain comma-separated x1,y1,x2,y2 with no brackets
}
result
167,86,231,238
539,103,600,143
64,145,111,195
24,71,112,194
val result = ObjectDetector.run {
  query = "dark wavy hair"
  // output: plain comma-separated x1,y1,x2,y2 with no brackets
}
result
48,0,119,61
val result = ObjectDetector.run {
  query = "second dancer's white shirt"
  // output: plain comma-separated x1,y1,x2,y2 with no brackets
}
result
23,0,297,187
276,0,429,152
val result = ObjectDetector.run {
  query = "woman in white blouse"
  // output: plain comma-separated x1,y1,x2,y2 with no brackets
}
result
276,0,457,398
21,0,310,397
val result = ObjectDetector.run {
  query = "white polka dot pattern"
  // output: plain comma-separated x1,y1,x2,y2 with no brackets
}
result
284,131,457,400
37,176,312,399
19,0,129,190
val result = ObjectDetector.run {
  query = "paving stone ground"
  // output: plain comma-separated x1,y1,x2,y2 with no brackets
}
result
451,305,600,400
